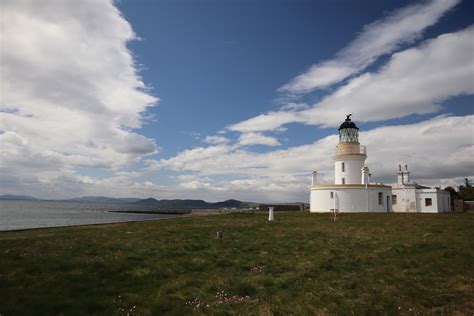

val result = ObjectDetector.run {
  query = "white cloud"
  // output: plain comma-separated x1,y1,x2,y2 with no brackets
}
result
151,115,474,202
238,132,281,147
280,0,460,94
203,135,229,145
230,26,474,132
228,111,300,133
279,102,310,111
0,0,158,197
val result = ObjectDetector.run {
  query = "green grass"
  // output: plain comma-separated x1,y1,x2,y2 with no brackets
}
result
0,212,473,315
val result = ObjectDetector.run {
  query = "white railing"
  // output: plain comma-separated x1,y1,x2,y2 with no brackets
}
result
333,144,366,156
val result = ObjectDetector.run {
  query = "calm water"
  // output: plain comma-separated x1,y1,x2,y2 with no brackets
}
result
0,200,178,231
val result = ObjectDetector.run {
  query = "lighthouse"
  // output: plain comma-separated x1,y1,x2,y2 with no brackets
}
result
309,114,451,213
310,115,392,213
333,114,367,185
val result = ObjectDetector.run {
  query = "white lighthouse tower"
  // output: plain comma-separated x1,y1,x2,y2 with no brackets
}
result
310,115,392,213
333,114,367,185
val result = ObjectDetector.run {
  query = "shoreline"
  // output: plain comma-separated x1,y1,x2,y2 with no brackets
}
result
0,213,186,234
0,208,254,233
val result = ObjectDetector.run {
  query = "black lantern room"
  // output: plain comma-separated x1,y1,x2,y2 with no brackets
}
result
338,114,359,143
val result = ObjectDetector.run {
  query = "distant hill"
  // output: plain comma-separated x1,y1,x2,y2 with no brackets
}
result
213,199,247,208
0,195,257,210
132,198,256,210
0,194,39,201
64,196,142,204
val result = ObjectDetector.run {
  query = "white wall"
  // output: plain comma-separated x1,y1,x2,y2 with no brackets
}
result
392,187,418,213
392,187,450,213
310,186,392,213
417,190,438,213
334,156,365,185
418,189,451,213
437,191,450,212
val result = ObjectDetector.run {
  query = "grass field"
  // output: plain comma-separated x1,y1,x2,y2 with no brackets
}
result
1,212,473,315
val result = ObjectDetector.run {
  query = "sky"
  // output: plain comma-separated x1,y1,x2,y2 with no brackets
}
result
1,0,473,202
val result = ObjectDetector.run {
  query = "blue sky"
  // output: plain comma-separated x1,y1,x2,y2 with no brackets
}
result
1,0,473,201
118,0,473,156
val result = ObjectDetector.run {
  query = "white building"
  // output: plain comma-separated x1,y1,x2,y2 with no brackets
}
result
310,115,392,213
310,115,450,213
391,165,451,213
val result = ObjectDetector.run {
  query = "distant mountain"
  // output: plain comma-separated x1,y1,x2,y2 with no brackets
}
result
0,194,257,210
132,198,160,205
213,199,249,208
64,196,142,204
0,194,39,201
132,198,256,210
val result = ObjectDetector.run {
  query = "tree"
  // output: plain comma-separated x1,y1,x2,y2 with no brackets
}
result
464,178,471,187
458,178,474,201
444,186,459,206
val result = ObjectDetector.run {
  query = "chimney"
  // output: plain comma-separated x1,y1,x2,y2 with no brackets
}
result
404,164,410,183
397,164,404,185
311,171,317,186
361,166,370,184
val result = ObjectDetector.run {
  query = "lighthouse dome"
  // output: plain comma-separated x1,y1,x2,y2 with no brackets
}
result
338,114,359,143
338,114,359,130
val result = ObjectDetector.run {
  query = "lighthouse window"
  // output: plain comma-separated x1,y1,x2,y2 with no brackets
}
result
330,192,334,199
425,198,432,207
392,195,397,205
342,178,345,184
378,192,383,205
340,128,359,143
342,162,345,172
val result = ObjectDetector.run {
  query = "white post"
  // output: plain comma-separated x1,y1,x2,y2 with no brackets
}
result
361,166,369,184
332,192,338,220
311,171,317,186
268,207,274,221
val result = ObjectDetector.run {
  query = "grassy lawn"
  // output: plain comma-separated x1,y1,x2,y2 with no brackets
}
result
0,212,473,315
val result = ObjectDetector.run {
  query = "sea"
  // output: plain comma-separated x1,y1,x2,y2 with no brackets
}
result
0,200,178,231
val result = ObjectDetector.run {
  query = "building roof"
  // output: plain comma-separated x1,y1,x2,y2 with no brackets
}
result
338,114,359,130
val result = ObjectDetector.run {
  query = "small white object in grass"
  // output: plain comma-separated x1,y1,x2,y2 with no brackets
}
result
268,207,274,221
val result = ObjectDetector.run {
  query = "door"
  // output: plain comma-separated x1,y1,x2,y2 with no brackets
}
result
386,196,390,212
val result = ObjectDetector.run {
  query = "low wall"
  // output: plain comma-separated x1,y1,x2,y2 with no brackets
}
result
259,204,305,212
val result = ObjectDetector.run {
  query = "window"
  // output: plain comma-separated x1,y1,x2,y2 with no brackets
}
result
330,192,334,199
392,195,397,205
340,128,359,143
342,162,345,172
342,178,345,184
378,192,383,205
425,198,432,207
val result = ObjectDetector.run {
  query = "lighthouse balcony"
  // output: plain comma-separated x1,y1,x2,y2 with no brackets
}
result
333,144,366,157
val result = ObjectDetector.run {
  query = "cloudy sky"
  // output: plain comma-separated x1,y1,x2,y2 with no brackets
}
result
1,0,473,202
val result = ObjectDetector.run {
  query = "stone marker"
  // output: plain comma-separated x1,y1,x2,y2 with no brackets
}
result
216,231,223,239
268,207,274,221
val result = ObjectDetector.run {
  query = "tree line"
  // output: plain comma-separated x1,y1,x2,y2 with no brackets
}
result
444,178,474,203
